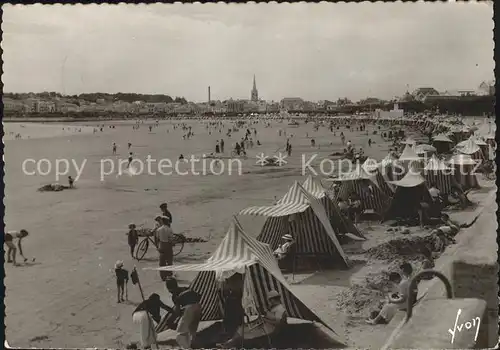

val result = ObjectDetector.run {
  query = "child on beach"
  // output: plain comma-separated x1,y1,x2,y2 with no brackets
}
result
115,260,129,303
127,224,139,259
68,176,74,189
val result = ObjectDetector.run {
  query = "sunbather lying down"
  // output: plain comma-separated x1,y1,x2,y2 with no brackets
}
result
38,183,70,192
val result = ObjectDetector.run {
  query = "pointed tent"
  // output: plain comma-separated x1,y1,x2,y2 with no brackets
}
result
383,169,432,222
471,136,489,159
399,143,422,162
149,219,345,346
334,165,391,216
302,175,365,239
239,182,348,266
448,154,479,190
423,155,453,194
455,137,484,160
397,144,424,178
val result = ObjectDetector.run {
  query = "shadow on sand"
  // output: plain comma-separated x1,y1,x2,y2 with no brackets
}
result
297,259,367,287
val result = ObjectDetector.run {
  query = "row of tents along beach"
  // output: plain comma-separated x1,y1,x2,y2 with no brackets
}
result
144,117,493,346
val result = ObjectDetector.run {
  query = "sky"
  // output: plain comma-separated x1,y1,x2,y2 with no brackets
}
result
2,2,494,102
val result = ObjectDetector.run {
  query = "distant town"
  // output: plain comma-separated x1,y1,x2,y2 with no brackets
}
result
3,77,495,117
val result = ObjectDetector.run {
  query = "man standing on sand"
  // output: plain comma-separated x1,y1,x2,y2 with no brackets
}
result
156,216,174,280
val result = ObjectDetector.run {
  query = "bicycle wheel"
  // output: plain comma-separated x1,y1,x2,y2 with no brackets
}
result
135,239,149,261
172,234,185,257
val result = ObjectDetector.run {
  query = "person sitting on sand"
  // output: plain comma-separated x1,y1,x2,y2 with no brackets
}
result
133,293,172,349
366,272,409,325
399,262,418,302
156,216,174,281
218,290,287,348
115,260,129,303
4,229,29,265
273,234,295,260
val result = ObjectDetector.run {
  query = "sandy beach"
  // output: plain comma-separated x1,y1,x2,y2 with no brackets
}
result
4,117,495,348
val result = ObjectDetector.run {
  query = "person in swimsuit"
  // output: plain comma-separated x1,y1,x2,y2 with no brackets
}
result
5,229,29,265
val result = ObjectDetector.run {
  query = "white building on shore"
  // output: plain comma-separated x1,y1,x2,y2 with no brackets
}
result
374,103,404,119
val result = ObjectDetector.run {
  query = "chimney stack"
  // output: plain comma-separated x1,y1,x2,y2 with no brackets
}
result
208,86,211,103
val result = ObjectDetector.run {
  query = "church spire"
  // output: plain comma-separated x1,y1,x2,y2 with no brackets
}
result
251,74,258,101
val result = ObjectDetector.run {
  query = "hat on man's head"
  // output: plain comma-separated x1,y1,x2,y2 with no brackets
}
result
282,234,293,241
115,260,124,269
267,290,280,301
128,223,136,229
160,202,168,208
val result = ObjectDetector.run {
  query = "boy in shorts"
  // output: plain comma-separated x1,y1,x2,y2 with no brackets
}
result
114,260,129,303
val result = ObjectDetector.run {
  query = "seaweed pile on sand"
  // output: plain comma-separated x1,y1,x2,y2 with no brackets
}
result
365,235,435,261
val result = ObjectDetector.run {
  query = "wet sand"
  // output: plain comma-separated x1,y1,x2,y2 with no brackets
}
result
4,118,493,348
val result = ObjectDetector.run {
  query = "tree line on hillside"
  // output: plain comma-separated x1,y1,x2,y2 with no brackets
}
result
3,92,188,105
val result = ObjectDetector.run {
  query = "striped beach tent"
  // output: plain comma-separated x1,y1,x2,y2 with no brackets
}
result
302,175,364,239
239,182,348,265
423,155,453,194
334,165,391,216
383,170,432,222
150,219,345,346
472,136,489,159
448,154,480,190
455,137,484,161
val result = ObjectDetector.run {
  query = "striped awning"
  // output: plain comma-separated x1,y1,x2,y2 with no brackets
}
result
239,181,311,216
302,175,326,198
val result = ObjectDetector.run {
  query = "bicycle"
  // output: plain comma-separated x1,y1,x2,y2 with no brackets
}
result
134,227,186,261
